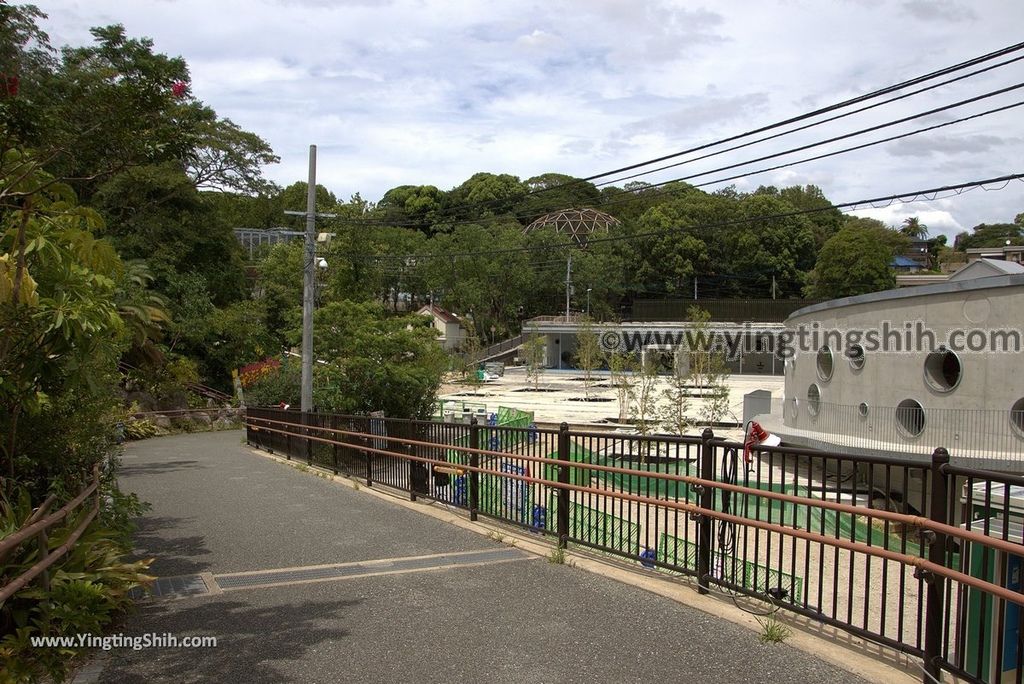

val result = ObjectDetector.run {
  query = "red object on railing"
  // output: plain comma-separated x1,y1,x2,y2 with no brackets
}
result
742,420,780,464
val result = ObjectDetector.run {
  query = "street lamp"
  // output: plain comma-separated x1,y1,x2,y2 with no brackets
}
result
586,288,592,316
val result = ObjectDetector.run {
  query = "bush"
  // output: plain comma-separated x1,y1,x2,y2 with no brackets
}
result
0,484,152,683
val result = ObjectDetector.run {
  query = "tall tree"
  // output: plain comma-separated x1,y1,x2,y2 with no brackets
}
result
807,218,908,299
900,216,929,239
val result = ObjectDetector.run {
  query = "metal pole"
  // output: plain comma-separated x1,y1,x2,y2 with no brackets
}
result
557,422,570,548
923,447,950,682
469,417,480,522
301,145,317,413
697,428,715,595
564,253,572,320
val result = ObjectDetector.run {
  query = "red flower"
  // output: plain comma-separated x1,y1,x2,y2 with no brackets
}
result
171,81,189,98
1,74,18,97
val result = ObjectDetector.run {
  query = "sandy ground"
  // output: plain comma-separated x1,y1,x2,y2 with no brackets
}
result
439,366,783,440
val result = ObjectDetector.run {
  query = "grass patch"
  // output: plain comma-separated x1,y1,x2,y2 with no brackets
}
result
756,614,791,643
548,547,566,565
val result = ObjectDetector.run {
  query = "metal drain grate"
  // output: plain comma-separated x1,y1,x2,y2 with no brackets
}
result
215,548,528,590
130,574,209,600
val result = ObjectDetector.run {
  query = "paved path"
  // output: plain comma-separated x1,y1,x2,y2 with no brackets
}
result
99,430,869,683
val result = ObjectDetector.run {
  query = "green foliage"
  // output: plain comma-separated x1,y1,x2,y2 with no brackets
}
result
573,317,603,398
756,614,792,644
304,301,447,419
522,334,546,390
806,218,907,299
608,350,638,424
953,221,1024,250
0,484,152,683
122,417,159,440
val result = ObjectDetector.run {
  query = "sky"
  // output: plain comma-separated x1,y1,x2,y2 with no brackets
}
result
31,0,1024,240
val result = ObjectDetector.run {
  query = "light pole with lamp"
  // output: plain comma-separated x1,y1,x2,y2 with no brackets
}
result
586,287,592,317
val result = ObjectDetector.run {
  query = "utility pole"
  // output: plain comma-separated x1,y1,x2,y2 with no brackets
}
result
693,276,697,301
283,145,336,413
771,274,777,300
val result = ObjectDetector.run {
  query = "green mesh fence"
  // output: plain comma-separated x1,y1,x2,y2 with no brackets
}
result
543,444,594,486
597,458,920,556
547,495,641,557
657,533,804,602
443,406,536,466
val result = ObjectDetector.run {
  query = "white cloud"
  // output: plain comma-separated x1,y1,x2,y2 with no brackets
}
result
28,0,1024,232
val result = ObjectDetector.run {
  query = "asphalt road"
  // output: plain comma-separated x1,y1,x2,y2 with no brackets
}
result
97,429,868,683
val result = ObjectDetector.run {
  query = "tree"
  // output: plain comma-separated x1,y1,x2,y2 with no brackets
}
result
684,307,731,427
900,216,929,239
806,218,907,299
522,333,546,390
659,356,692,437
607,349,638,424
728,194,816,298
953,222,1024,250
573,317,602,398
630,351,660,438
377,184,444,233
514,173,602,224
0,163,127,489
287,301,446,419
441,172,525,223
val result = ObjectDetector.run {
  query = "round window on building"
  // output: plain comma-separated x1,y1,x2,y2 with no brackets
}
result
896,399,926,438
816,346,834,381
858,402,869,418
1011,398,1024,438
924,347,962,392
847,344,866,371
807,384,821,417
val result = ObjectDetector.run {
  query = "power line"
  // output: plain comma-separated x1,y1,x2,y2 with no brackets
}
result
326,79,1023,233
595,53,1024,189
335,41,1024,226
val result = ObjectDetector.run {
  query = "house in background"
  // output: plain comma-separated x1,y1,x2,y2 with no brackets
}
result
966,244,1024,264
417,304,467,351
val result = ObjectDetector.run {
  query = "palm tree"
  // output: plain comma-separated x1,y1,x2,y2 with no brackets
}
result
900,216,929,239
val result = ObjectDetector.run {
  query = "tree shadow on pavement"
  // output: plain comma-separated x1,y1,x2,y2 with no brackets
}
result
119,460,206,477
130,516,212,577
98,595,359,683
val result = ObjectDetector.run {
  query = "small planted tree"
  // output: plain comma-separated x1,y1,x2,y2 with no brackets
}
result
630,350,660,438
460,332,484,392
685,306,732,427
522,333,546,390
574,316,602,399
607,349,638,424
659,352,693,437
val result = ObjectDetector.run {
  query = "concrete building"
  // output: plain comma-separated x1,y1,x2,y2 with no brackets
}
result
525,317,786,375
758,264,1024,471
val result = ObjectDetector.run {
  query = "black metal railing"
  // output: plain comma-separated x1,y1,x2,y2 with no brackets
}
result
244,407,1024,684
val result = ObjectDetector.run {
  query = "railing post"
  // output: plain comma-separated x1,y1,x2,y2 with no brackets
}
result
363,418,373,487
304,412,313,465
923,447,950,683
469,417,480,521
284,410,292,460
331,416,339,475
697,428,715,595
557,422,570,549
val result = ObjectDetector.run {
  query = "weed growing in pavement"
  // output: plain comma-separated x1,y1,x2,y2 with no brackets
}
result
756,614,791,643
